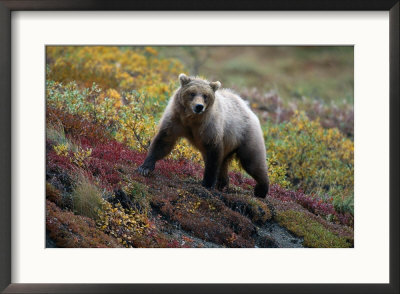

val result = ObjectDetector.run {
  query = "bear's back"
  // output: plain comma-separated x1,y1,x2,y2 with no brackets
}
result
216,89,258,125
215,89,261,152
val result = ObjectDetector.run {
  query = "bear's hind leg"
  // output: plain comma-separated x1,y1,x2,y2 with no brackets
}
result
237,145,269,198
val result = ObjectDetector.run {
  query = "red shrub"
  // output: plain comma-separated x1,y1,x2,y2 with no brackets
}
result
269,184,353,226
47,106,111,146
46,200,122,248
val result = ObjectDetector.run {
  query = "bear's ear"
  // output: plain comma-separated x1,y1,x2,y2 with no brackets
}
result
179,73,191,87
210,81,221,92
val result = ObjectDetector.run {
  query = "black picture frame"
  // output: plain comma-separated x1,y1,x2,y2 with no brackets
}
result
1,1,399,293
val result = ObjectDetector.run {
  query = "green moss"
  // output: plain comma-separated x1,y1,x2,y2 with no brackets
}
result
275,210,351,248
246,197,273,224
219,193,272,225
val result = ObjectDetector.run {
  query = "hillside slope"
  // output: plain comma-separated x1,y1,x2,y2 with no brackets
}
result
46,108,353,248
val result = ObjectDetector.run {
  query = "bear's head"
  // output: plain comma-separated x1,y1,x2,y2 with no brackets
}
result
177,73,221,115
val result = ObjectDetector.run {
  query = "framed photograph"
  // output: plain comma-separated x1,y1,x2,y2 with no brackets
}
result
1,1,398,293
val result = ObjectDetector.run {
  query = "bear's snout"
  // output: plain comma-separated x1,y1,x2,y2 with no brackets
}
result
194,104,204,114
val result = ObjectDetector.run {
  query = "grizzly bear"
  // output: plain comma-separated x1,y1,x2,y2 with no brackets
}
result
138,74,270,198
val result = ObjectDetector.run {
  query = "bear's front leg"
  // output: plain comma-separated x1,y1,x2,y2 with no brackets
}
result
201,144,223,189
138,126,179,177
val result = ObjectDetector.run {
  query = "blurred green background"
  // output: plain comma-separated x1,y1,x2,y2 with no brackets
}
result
157,46,353,105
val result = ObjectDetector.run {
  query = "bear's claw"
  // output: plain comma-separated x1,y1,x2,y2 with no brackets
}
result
138,165,153,177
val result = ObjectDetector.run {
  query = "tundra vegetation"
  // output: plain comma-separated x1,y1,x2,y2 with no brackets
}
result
46,46,354,248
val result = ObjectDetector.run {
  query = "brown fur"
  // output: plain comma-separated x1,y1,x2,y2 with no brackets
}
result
138,74,269,198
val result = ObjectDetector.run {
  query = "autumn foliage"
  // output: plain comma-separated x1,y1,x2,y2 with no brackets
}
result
46,46,353,248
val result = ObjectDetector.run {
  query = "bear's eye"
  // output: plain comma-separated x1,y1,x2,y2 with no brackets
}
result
203,94,208,100
190,92,196,98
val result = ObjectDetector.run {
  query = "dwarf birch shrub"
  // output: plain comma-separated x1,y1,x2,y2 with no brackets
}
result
265,111,353,199
46,46,184,93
